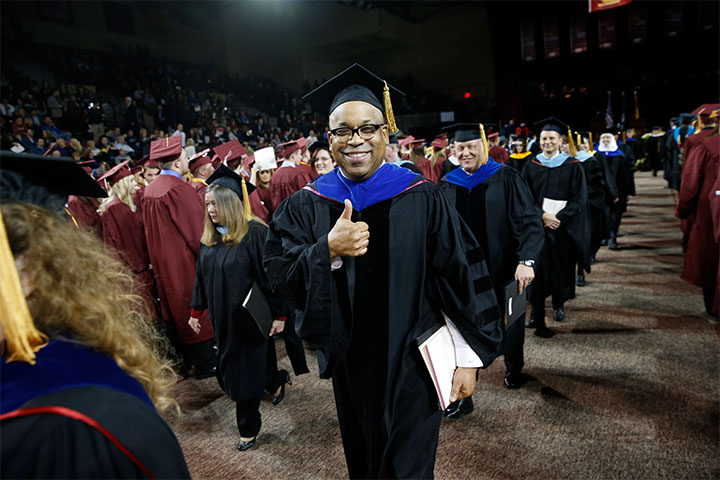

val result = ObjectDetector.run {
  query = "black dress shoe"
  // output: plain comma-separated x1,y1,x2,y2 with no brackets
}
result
525,309,545,329
553,306,566,322
271,370,291,406
443,397,474,419
504,372,525,389
195,365,217,380
608,239,618,250
600,239,608,246
590,256,596,265
576,274,586,287
237,437,257,451
534,326,556,338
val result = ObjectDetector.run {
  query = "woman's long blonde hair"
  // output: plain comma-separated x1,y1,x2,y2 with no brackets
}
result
201,184,264,247
2,203,177,412
98,175,137,214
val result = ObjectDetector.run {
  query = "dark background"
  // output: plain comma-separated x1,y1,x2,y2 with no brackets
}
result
2,0,718,132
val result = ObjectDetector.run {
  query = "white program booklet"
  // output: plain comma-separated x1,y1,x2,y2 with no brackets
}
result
542,198,567,215
417,324,456,410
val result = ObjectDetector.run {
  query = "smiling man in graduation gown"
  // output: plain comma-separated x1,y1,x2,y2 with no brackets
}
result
143,136,216,378
440,123,544,395
522,118,590,333
263,64,502,479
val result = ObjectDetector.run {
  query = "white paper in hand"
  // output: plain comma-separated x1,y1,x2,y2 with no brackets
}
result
542,197,567,215
417,325,456,410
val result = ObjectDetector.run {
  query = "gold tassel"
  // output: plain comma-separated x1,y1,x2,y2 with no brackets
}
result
567,127,577,157
383,81,399,134
576,131,582,148
633,91,640,120
0,210,48,364
621,131,626,143
588,132,595,154
479,123,489,165
694,109,705,134
241,178,253,221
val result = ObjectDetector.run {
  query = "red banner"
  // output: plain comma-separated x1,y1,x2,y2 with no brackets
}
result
589,0,631,13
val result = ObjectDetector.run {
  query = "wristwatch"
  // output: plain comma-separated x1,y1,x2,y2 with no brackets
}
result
519,260,535,267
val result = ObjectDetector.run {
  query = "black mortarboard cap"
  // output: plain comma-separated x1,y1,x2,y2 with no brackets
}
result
207,164,256,200
302,64,405,132
1,151,107,212
308,140,330,155
442,123,483,143
533,117,568,135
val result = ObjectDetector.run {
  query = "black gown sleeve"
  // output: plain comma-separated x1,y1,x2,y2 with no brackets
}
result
506,169,545,262
247,222,289,319
190,245,207,311
426,187,503,367
556,163,588,226
595,153,619,203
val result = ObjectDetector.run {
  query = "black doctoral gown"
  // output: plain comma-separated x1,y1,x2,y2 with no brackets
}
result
439,165,544,374
598,149,632,234
522,157,591,307
264,172,502,479
579,153,611,255
192,221,288,402
1,339,189,479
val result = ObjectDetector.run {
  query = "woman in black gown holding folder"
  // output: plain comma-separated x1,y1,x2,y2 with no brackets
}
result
189,165,290,452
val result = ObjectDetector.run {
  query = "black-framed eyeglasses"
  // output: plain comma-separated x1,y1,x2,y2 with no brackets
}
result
329,124,385,141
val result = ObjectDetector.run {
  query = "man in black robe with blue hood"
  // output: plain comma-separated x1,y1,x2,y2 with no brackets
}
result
439,123,544,399
263,64,502,479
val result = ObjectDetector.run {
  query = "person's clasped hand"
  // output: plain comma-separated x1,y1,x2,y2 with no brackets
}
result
542,212,561,230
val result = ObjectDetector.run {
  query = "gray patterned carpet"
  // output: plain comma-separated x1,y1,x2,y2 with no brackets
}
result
164,171,720,479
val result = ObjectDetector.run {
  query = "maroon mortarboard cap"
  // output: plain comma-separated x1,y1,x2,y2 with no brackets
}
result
213,140,247,165
77,160,97,175
691,103,720,117
149,136,183,163
409,138,426,147
211,155,222,169
131,165,143,174
189,149,213,173
431,136,448,149
297,137,308,152
97,160,132,189
280,140,302,158
274,145,285,157
487,132,499,140
243,155,254,170
398,135,415,147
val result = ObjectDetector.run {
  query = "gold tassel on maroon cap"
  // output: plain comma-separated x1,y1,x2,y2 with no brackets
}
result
241,178,252,221
0,210,48,364
694,109,705,135
383,81,399,134
479,123,489,165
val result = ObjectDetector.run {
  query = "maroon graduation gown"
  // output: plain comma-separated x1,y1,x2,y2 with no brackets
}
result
489,145,509,165
676,136,719,315
66,196,102,237
142,174,212,343
269,165,303,209
249,190,270,223
101,198,157,318
190,178,207,199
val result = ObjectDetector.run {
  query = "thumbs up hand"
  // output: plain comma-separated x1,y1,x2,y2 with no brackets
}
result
328,199,370,258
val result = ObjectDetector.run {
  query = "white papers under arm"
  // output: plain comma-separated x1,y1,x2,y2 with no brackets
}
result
542,198,567,215
444,314,484,368
417,325,457,410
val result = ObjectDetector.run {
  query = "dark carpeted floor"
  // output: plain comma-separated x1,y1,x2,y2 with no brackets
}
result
164,171,720,479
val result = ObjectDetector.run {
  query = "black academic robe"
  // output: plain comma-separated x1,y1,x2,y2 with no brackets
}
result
192,221,288,402
522,157,591,307
439,158,460,179
264,175,502,479
663,133,681,190
580,155,609,255
598,150,632,233
506,152,534,173
618,142,637,195
439,166,544,374
1,339,189,479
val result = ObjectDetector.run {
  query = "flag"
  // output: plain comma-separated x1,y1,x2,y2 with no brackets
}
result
589,0,632,13
605,91,614,128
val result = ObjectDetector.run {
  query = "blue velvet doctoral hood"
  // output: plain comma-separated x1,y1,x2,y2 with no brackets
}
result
1,338,153,414
444,158,502,191
311,162,422,211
